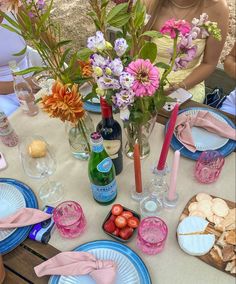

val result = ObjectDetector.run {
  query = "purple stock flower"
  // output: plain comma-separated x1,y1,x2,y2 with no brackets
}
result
87,31,106,52
108,58,123,76
97,76,120,90
114,38,128,57
113,89,134,109
119,72,134,89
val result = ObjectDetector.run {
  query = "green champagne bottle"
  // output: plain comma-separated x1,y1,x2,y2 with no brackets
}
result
88,132,117,205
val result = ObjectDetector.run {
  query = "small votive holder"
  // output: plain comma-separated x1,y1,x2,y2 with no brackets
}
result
162,192,179,208
140,194,163,218
194,150,225,184
53,201,86,239
136,217,168,255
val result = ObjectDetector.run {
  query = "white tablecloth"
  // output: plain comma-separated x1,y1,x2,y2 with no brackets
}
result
1,109,235,284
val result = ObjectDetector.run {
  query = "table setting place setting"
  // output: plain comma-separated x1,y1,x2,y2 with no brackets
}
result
0,1,236,283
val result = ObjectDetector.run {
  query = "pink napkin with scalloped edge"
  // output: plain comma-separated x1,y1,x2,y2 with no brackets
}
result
0,208,51,229
34,251,117,284
175,110,236,152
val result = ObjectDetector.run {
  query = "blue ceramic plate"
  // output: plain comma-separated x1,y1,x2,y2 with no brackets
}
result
49,240,152,284
166,107,236,160
84,101,101,113
0,178,38,255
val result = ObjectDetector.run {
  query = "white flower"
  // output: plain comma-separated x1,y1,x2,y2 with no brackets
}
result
114,38,128,57
108,58,123,76
87,31,106,52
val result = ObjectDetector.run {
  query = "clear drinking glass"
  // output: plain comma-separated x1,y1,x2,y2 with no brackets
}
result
194,150,225,184
136,217,168,255
53,201,86,238
19,135,63,204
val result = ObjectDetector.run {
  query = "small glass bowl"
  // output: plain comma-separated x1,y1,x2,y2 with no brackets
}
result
140,194,163,218
102,206,140,243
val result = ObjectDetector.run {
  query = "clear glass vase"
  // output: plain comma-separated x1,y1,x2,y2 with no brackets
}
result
123,113,157,159
65,112,94,160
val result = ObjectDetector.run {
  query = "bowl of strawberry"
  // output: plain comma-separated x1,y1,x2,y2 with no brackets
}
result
102,204,140,242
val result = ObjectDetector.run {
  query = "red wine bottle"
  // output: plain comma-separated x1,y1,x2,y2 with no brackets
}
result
96,97,123,175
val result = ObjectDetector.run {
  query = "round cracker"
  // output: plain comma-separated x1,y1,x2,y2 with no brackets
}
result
196,193,212,202
207,214,215,223
188,202,198,212
212,198,227,206
189,210,206,219
197,199,213,217
213,215,224,225
212,201,229,217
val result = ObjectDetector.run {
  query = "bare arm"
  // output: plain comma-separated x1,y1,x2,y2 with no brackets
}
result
182,0,229,90
0,78,40,95
224,42,236,79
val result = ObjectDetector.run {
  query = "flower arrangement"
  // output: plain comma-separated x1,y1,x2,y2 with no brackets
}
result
80,0,221,157
0,0,94,158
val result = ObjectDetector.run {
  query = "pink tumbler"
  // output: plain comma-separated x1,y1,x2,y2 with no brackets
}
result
194,150,225,184
53,201,86,238
136,217,168,255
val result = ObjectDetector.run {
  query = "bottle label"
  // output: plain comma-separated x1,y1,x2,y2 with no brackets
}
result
103,140,121,159
97,157,113,173
91,179,117,202
92,144,103,153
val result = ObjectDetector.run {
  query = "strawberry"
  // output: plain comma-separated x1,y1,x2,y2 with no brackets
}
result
109,214,116,222
112,228,120,236
103,220,116,233
119,226,134,240
115,216,127,228
111,204,123,216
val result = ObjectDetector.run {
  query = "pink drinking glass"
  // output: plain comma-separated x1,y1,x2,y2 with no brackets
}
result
53,201,86,238
136,217,168,255
194,150,225,184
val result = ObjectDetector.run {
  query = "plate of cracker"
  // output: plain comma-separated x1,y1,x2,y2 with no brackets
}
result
178,193,236,276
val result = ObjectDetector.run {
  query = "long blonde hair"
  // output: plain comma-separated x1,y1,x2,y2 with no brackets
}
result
145,0,166,30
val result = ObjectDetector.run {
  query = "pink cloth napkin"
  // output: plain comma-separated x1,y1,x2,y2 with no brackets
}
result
0,208,51,229
34,251,117,284
175,110,236,152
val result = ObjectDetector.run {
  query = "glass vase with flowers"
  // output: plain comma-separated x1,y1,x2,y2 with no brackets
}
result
80,0,221,159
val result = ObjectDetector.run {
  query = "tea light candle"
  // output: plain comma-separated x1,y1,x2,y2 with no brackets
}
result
144,200,158,212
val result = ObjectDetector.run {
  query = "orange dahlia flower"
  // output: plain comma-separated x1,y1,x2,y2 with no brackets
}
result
41,81,85,123
78,60,93,77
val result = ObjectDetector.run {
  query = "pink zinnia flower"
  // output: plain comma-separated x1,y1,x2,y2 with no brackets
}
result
160,19,191,39
126,59,159,97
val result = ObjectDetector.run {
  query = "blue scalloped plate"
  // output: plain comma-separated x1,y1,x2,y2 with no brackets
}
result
166,107,236,160
0,178,38,255
49,240,152,284
84,101,101,113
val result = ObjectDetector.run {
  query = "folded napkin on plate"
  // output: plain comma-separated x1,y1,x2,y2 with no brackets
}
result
0,208,51,229
34,251,117,284
175,110,236,152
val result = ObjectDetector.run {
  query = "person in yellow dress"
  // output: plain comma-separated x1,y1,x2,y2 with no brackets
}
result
143,0,229,103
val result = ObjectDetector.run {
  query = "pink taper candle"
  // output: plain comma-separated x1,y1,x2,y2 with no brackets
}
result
168,150,180,200
157,104,179,170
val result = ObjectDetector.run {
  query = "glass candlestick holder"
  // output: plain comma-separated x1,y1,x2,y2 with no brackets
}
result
130,186,147,202
162,192,179,208
146,164,169,200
